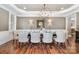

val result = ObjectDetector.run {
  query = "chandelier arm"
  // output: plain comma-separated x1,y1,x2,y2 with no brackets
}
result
40,4,52,17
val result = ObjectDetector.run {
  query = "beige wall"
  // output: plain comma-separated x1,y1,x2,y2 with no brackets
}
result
76,13,79,30
16,17,66,29
45,17,66,29
0,8,9,31
67,17,71,32
16,17,37,29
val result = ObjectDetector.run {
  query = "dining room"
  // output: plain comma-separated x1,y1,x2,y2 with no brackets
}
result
0,4,79,54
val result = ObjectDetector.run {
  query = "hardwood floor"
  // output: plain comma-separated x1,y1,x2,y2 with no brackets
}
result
0,36,79,54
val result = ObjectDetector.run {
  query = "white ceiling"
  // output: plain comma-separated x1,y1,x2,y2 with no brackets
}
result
15,4,73,11
0,4,79,17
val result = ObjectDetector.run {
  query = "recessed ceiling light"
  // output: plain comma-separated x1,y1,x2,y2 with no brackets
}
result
60,7,64,10
24,7,27,10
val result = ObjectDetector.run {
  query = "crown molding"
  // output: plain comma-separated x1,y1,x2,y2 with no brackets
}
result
0,4,79,17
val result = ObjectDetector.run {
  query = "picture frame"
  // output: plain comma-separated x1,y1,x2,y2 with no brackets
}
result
37,20,44,28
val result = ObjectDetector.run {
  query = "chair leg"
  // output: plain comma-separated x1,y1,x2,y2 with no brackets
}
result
54,41,57,47
57,42,61,49
15,40,18,45
26,43,29,48
12,40,14,44
45,43,51,49
19,42,21,48
43,43,46,47
30,43,33,48
50,43,53,49
63,43,67,49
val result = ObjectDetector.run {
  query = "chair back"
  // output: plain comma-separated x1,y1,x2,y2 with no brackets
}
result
55,31,66,43
31,32,40,43
43,32,53,43
18,31,29,42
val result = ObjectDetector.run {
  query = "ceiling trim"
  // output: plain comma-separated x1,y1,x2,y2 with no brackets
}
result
0,4,79,17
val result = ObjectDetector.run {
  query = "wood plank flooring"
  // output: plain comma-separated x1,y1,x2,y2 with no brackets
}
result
0,41,79,54
0,36,79,54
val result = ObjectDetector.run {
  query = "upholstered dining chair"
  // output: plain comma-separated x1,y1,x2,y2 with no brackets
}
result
42,32,53,48
31,32,40,43
12,31,18,45
55,31,67,48
18,31,29,48
30,32,40,47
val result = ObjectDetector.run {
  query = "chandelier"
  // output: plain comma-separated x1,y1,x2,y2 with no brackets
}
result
40,4,52,17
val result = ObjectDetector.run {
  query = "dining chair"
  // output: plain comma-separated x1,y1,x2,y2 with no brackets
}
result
18,31,29,48
31,32,40,43
30,32,40,47
55,31,67,48
42,32,53,48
